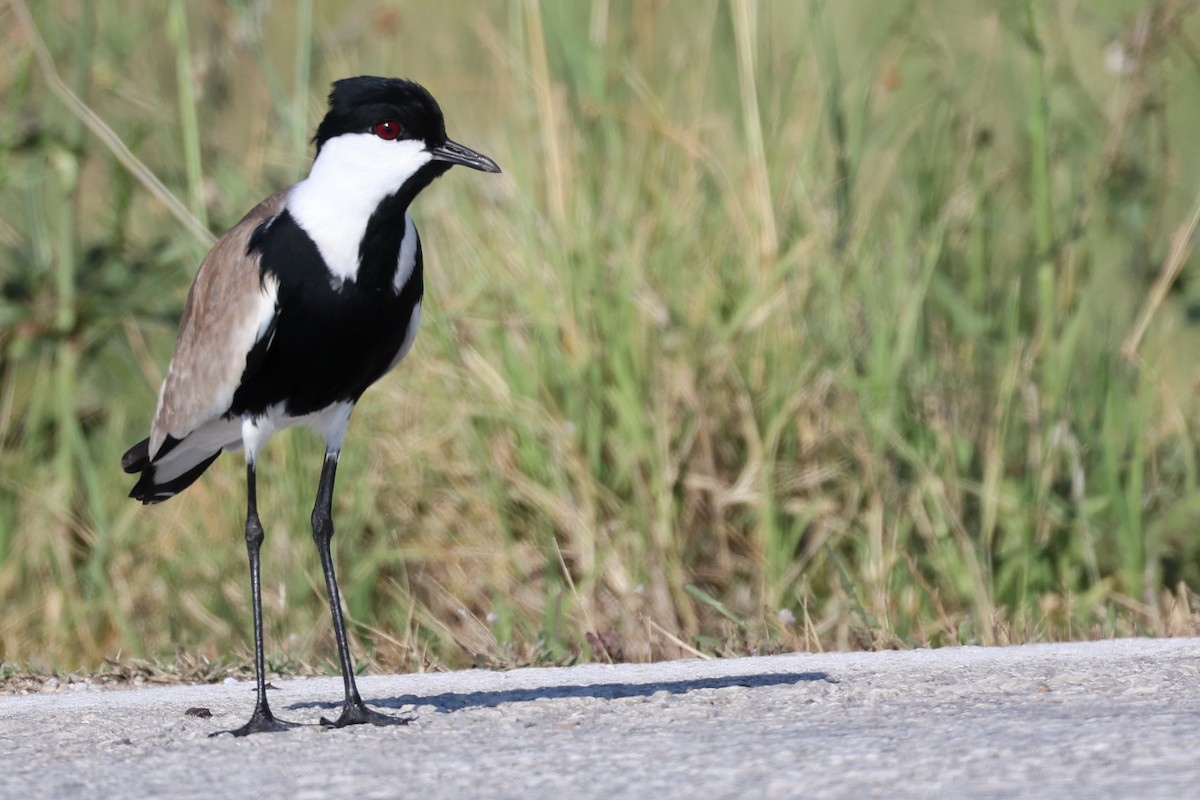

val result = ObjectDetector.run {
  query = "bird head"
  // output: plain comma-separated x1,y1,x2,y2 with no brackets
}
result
310,77,500,199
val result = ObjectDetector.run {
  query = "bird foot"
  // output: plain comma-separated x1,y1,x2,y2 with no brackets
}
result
210,705,300,737
320,700,411,729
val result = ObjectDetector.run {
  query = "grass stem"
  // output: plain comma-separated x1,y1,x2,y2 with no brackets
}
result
168,0,207,230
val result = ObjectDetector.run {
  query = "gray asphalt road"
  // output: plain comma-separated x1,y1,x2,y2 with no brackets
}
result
2,638,1198,799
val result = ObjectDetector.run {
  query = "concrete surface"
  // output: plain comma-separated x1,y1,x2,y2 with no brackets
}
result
2,638,1198,799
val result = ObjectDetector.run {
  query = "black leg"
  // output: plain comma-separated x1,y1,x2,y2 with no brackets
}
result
311,452,407,729
212,462,297,737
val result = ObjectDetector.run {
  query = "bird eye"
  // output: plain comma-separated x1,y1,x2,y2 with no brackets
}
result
374,120,403,140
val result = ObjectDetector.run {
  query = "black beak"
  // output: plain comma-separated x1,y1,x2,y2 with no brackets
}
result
430,139,501,173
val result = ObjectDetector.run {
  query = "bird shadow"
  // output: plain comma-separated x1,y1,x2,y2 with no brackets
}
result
286,671,833,713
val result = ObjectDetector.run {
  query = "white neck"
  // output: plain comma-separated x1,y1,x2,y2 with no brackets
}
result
287,134,431,286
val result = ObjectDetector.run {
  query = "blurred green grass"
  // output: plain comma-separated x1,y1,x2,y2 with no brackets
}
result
3,0,1200,675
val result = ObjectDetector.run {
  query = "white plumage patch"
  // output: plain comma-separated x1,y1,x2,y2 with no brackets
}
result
240,400,357,465
287,135,431,286
395,213,419,294
254,274,280,343
387,302,423,372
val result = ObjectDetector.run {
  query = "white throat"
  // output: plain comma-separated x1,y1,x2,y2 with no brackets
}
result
287,134,431,286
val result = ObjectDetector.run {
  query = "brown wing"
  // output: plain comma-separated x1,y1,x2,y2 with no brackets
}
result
147,190,288,458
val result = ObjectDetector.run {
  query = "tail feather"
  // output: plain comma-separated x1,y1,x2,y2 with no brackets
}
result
121,438,151,474
123,419,239,504
128,449,222,505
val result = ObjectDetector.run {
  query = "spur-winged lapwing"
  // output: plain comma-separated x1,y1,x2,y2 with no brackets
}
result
121,77,500,736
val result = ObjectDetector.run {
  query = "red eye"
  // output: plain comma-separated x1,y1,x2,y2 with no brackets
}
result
374,120,402,140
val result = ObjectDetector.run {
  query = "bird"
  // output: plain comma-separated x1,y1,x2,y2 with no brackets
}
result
120,76,500,736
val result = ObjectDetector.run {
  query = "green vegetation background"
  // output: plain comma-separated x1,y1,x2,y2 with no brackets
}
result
2,0,1200,677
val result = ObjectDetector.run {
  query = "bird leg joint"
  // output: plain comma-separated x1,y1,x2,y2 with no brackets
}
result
311,508,334,544
245,513,265,550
